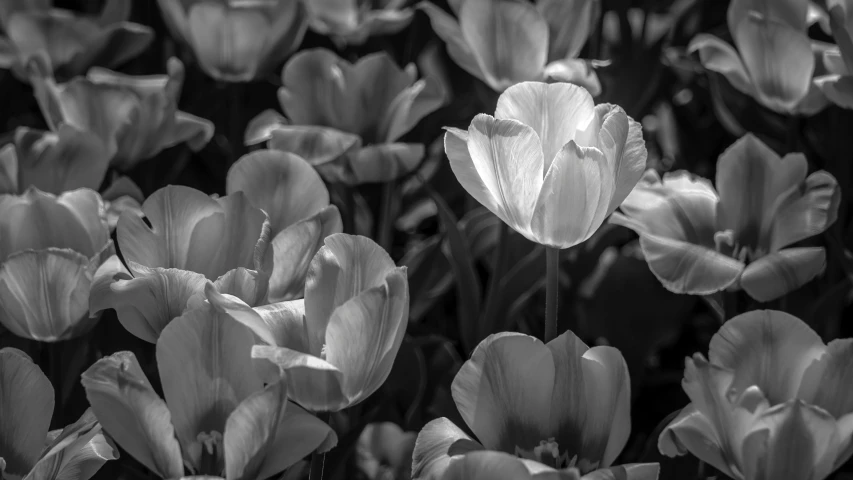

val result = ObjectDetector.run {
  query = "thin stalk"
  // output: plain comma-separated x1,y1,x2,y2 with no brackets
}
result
481,222,511,337
308,412,331,480
377,181,397,252
723,290,739,321
544,247,561,343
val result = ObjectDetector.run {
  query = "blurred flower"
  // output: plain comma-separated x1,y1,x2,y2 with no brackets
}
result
659,310,853,480
157,0,308,82
419,0,600,93
0,188,113,341
307,0,414,46
446,81,646,249
411,331,658,480
813,0,853,108
246,48,445,185
611,134,840,302
356,422,417,480
81,302,336,480
688,0,828,114
226,150,342,302
0,348,116,480
206,233,409,411
31,57,214,171
89,185,272,343
0,0,153,81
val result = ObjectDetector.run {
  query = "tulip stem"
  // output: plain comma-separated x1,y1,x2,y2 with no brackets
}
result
544,247,561,343
308,412,331,480
482,222,511,336
377,181,397,252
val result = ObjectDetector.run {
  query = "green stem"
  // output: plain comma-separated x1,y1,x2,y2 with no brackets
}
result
544,247,561,343
308,412,331,480
377,181,397,252
723,290,740,321
481,222,511,336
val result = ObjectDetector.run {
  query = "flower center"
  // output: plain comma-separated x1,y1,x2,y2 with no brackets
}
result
515,439,601,473
197,431,224,475
714,230,766,263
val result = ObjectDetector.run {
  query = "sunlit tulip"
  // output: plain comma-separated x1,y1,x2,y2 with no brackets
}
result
225,150,342,302
307,0,414,46
81,302,336,480
0,0,153,81
419,0,600,93
31,57,214,171
246,48,445,185
411,331,658,480
157,0,308,82
204,233,409,412
356,422,417,480
813,0,853,108
446,81,646,249
659,310,853,480
1,348,116,480
89,185,272,343
0,188,113,341
611,134,839,302
688,0,828,114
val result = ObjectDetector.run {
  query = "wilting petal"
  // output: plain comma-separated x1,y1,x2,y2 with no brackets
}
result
740,247,826,302
444,127,508,223
452,332,556,452
251,344,347,412
688,34,755,96
799,339,853,418
531,141,612,249
767,171,840,251
226,150,330,234
0,248,96,342
579,346,631,467
411,417,483,480
155,303,262,470
80,352,185,480
659,404,735,478
709,309,825,405
458,0,549,89
0,348,53,476
417,2,487,86
268,206,342,302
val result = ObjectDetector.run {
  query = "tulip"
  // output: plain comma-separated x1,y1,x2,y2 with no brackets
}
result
688,0,829,114
411,331,658,480
446,81,646,250
203,233,409,412
89,185,272,343
0,188,113,341
419,0,600,93
225,150,342,302
307,0,414,46
30,57,214,171
812,0,853,108
356,422,417,480
659,310,853,480
0,0,153,81
157,0,308,82
246,48,445,185
611,134,840,302
81,302,336,480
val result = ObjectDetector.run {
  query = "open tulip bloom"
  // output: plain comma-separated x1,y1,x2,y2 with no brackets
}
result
81,301,336,480
419,0,601,94
201,233,409,412
30,57,214,171
157,0,308,82
813,0,853,108
306,0,414,46
0,0,153,81
659,310,853,480
411,331,658,480
1,348,116,480
246,48,445,185
688,0,829,114
0,188,114,341
611,134,840,303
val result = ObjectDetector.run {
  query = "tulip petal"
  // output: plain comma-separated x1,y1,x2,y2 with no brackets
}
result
0,144,18,194
798,338,853,418
245,109,287,146
417,2,488,86
411,417,483,480
740,248,826,302
580,346,631,467
709,309,825,406
0,348,53,476
268,125,362,168
166,111,215,153
452,332,556,452
728,0,808,32
531,141,612,248
187,3,268,82
251,345,347,412
688,34,754,96
538,0,594,60
767,171,840,251
210,267,267,307
815,73,853,109
444,127,508,223
545,331,590,463
80,351,185,480
599,107,647,215
28,409,116,480
659,404,735,478
582,463,660,480
381,77,446,143
226,150,330,234
494,82,595,170
543,59,602,96
345,142,424,185
458,0,548,88
442,451,538,480
268,206,343,302
156,303,262,470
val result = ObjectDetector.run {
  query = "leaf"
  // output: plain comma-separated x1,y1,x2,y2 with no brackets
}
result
400,236,454,322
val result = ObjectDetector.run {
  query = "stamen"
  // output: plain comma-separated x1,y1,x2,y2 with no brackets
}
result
196,431,224,475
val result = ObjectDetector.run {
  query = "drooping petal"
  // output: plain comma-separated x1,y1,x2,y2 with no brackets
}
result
579,346,631,467
411,417,483,480
0,348,54,476
740,247,826,302
766,170,840,251
155,303,263,471
452,332,556,452
80,351,185,480
798,338,853,418
417,2,488,86
709,309,826,405
687,34,755,97
659,404,736,478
